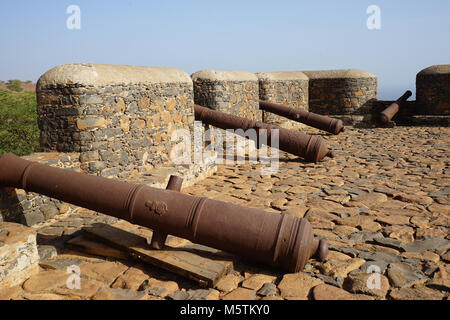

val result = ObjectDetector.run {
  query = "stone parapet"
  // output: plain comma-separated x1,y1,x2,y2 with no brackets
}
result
192,70,260,120
302,69,378,116
416,65,450,115
256,71,309,127
36,63,195,178
192,70,260,157
1,63,218,227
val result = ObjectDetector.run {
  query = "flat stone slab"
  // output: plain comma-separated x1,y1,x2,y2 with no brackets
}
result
387,263,427,288
370,236,405,251
302,69,376,79
0,222,39,289
401,237,450,253
191,69,258,82
37,63,192,88
417,64,450,76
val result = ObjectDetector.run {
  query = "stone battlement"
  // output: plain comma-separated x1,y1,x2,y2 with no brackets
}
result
1,63,218,227
416,64,450,115
192,69,260,154
192,69,260,120
0,62,448,299
36,63,197,177
302,69,378,116
257,71,309,126
1,63,448,228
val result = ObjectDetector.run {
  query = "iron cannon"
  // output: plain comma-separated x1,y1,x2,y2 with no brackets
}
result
194,104,334,163
0,153,328,272
380,90,413,124
259,100,344,135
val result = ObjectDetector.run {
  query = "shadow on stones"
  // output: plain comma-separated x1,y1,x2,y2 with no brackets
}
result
0,188,24,224
37,231,83,254
276,157,310,164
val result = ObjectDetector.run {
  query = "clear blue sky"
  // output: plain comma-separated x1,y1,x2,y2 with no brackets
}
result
0,0,449,99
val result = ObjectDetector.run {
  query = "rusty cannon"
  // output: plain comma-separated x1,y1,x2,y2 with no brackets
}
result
0,153,328,272
379,90,413,124
194,104,334,163
259,100,345,135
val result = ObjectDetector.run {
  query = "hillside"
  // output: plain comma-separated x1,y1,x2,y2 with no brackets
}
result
0,82,40,156
0,80,36,92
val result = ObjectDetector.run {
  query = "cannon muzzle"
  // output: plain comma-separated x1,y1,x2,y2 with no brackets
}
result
259,100,344,135
380,90,413,124
0,153,328,272
194,104,334,163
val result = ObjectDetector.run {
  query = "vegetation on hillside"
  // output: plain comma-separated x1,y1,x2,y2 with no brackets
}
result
0,83,40,156
6,80,24,92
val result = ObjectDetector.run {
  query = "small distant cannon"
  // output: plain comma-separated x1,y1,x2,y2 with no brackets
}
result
259,100,344,135
194,104,334,163
0,153,328,272
379,90,413,124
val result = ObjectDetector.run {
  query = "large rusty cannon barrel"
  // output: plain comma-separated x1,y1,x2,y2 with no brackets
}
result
0,153,328,272
380,90,413,124
194,104,334,163
259,100,345,135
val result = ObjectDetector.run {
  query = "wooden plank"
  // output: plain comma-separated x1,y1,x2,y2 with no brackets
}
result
66,235,129,260
82,223,233,288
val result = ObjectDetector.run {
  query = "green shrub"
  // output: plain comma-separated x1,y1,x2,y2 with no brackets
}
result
6,80,23,92
0,89,40,156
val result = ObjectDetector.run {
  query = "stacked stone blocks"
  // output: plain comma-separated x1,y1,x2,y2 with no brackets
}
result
192,70,261,120
36,63,195,179
302,69,378,121
256,71,309,127
192,70,261,157
416,65,450,115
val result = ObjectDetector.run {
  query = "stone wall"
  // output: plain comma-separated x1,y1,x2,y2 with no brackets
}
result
192,70,261,120
302,69,378,118
192,70,260,156
256,71,309,127
36,63,195,178
416,65,450,115
1,63,217,227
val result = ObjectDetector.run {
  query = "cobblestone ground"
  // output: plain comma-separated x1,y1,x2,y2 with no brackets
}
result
1,126,448,300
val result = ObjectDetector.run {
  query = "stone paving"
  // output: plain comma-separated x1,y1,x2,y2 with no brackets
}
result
0,125,448,300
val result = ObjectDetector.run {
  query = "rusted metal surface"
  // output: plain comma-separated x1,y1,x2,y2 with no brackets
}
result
0,153,328,272
149,175,183,249
259,100,344,135
194,104,334,163
380,90,413,124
